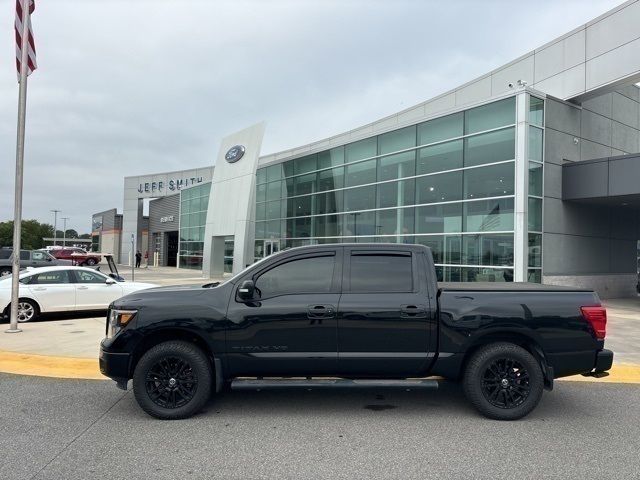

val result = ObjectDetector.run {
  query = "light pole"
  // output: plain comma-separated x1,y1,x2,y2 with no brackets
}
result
61,217,69,247
51,209,60,246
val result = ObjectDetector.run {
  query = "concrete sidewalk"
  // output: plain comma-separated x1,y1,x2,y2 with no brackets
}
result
110,263,227,285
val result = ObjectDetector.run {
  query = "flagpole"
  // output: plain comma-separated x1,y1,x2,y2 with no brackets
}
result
6,1,31,333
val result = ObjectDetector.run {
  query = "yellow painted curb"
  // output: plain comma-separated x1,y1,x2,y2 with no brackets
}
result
0,350,106,380
0,348,639,384
559,364,640,384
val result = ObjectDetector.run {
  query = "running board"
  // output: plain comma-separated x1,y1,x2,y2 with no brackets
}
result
230,378,439,391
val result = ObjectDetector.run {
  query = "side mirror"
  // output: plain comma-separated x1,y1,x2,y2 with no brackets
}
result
105,278,116,285
46,257,52,261
237,280,255,300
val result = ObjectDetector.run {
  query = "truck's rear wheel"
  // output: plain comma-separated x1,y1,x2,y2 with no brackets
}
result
133,341,212,420
463,342,544,421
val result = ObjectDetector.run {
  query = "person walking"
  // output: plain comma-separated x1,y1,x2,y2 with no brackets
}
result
135,250,142,268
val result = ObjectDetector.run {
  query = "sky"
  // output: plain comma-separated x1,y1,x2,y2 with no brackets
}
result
0,0,625,233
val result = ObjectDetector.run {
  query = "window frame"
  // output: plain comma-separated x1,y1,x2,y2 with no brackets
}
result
31,251,49,261
70,269,109,284
28,270,72,285
343,248,417,294
243,249,343,301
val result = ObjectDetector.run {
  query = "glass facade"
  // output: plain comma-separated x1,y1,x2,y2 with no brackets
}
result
178,182,211,270
254,96,534,282
528,96,544,283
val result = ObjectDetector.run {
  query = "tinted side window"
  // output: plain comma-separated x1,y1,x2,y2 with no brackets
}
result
20,251,30,260
31,270,71,284
0,250,10,259
32,251,47,261
75,270,106,283
256,255,335,297
350,254,413,292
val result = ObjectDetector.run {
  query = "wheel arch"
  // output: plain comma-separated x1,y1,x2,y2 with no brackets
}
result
3,296,42,315
460,332,553,390
129,328,219,384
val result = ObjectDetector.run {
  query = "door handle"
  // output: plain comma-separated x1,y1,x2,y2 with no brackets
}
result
32,287,46,291
400,304,427,318
77,286,89,290
307,304,335,319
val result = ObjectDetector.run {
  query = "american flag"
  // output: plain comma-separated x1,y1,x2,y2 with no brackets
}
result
15,0,37,80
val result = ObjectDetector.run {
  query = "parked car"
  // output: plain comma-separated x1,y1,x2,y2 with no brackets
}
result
50,247,102,266
0,266,157,323
0,248,72,276
100,244,613,421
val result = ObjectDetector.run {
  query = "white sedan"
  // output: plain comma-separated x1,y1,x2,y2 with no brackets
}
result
0,266,158,323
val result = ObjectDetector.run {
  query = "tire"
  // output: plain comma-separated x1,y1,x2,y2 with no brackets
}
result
4,298,40,323
133,341,213,420
85,258,97,266
0,268,11,277
463,342,544,421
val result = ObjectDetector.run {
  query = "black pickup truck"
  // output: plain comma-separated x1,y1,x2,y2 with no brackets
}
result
100,244,613,421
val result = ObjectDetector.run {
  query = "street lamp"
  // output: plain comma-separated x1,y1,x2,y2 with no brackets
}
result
51,209,61,246
61,217,70,247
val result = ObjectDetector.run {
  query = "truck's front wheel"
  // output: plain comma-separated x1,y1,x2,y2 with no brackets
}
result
463,342,544,421
133,341,212,420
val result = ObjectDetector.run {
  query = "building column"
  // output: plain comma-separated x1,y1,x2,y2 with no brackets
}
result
121,197,143,265
514,92,529,282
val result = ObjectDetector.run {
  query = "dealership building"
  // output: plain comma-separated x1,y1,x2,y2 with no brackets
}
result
93,1,640,297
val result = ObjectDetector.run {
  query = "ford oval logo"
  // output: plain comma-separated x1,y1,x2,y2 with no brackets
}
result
225,145,245,163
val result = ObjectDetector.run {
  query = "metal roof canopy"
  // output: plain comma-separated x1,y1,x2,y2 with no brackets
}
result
563,153,640,208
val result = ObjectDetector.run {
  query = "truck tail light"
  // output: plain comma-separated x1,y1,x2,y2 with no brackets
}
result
581,306,607,340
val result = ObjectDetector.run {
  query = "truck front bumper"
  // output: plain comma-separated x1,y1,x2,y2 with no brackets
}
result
99,339,131,386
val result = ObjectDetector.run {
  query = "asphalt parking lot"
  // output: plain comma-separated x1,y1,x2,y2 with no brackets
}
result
1,266,639,479
1,373,639,480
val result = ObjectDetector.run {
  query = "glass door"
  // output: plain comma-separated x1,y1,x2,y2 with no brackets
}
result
264,239,280,256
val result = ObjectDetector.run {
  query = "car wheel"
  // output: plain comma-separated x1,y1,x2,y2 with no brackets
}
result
0,268,11,277
5,299,40,323
85,258,97,266
463,342,544,421
133,341,212,420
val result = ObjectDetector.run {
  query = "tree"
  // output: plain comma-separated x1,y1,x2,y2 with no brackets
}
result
0,220,54,250
64,229,79,239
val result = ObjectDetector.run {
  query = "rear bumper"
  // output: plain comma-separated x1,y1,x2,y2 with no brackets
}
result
594,349,613,373
547,348,614,378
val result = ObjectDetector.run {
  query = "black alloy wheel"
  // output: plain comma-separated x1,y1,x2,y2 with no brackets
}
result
463,342,544,420
85,258,97,266
133,341,213,420
480,357,530,409
145,356,198,409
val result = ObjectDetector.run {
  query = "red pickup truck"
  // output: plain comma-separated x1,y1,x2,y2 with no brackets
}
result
50,247,101,266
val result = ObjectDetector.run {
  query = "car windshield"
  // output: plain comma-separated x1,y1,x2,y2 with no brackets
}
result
220,253,277,286
0,273,31,284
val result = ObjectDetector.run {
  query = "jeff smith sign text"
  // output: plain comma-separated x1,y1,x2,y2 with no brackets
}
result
137,176,204,194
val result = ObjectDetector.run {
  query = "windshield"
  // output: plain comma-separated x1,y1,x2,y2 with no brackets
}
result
0,273,31,284
220,254,276,285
